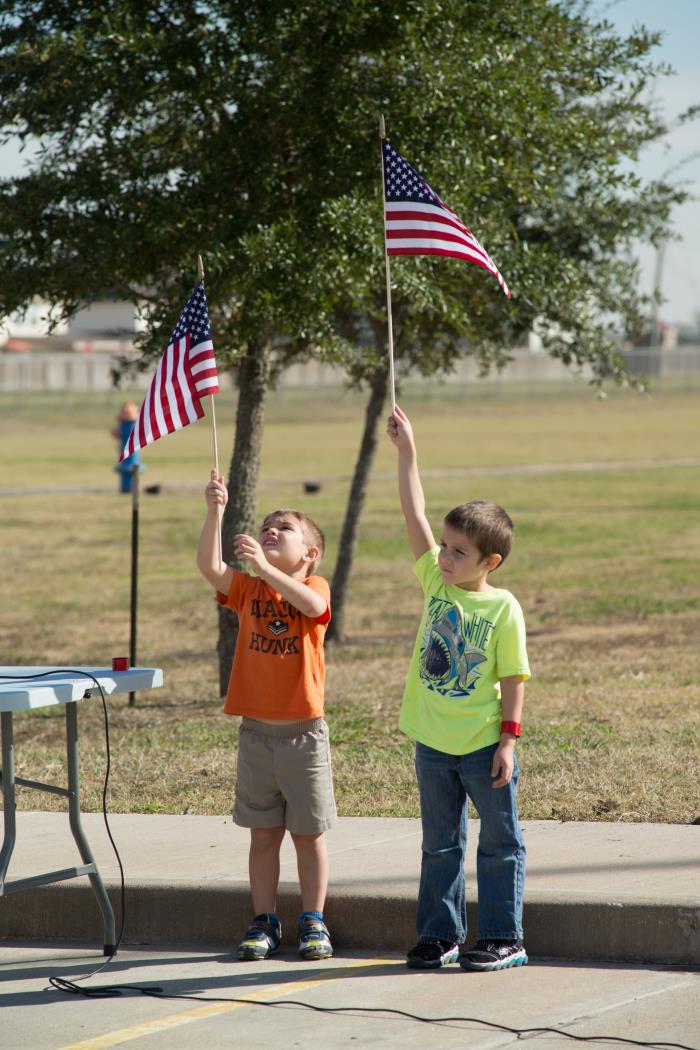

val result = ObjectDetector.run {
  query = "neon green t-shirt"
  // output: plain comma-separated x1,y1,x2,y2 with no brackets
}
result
399,546,530,755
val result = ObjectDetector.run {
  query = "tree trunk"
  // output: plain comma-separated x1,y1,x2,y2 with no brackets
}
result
326,361,390,644
217,342,271,695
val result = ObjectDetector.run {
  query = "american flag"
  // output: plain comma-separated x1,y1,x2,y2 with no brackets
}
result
382,139,510,299
121,282,219,461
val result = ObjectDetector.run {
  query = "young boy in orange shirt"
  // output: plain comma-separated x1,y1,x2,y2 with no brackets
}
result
197,470,335,961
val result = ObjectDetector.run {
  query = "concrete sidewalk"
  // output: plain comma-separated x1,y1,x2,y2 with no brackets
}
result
0,813,698,965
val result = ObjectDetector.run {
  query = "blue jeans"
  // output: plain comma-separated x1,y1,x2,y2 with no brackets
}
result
414,741,525,943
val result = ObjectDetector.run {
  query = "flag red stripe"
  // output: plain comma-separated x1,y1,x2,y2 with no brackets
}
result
189,339,215,360
193,369,219,389
385,219,506,288
172,338,192,429
387,237,494,273
150,358,165,441
159,342,177,436
386,214,488,258
386,208,469,237
136,385,152,451
172,338,194,424
387,223,484,258
387,227,489,253
386,197,470,226
190,342,220,395
389,245,492,263
180,336,203,423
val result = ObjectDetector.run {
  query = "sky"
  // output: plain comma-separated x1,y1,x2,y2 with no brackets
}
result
1,0,698,326
603,0,700,327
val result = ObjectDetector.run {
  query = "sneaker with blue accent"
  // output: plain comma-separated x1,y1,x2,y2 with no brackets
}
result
406,937,460,969
297,917,333,960
459,939,528,971
237,914,281,961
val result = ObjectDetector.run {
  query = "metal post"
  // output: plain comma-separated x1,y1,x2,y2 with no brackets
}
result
0,711,17,892
650,242,666,350
128,463,140,706
65,701,117,954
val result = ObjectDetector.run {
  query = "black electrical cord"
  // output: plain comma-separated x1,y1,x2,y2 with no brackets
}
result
48,987,698,1050
2,670,695,1050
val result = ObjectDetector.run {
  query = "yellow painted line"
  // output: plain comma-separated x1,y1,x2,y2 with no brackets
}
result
59,957,400,1049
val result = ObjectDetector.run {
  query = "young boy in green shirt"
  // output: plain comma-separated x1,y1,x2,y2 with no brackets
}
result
387,405,530,972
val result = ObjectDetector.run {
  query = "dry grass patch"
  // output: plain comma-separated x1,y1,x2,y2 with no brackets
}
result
11,612,697,823
2,386,699,824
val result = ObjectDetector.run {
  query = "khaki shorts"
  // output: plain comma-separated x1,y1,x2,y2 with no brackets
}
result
234,717,337,835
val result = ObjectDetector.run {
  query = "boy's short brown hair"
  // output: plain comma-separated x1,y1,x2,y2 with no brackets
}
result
262,509,325,576
444,500,514,566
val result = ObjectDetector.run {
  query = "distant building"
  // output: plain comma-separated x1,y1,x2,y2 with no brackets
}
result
0,298,70,351
0,297,144,354
628,321,679,350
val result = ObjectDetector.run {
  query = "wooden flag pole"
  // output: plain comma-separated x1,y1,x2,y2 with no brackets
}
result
197,253,223,569
379,114,397,409
128,461,140,706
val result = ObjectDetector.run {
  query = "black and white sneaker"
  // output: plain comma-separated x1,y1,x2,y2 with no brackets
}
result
406,937,460,969
237,914,282,960
297,917,333,960
459,939,528,971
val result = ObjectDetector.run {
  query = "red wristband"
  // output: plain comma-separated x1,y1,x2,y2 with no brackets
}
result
500,721,521,737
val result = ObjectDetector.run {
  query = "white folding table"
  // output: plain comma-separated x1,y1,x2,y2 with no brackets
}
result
0,666,163,954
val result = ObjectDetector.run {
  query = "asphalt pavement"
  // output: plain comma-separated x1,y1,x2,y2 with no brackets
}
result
1,944,698,1050
1,814,698,1050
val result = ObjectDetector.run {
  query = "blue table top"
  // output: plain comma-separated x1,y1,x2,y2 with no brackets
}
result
0,667,164,712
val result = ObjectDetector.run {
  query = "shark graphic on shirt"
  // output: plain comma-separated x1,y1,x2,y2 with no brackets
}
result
419,602,489,699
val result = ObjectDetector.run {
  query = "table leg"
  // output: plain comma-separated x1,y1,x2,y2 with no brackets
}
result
65,701,117,955
0,711,17,891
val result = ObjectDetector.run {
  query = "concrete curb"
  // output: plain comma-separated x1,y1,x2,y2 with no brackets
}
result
1,880,697,966
2,816,698,965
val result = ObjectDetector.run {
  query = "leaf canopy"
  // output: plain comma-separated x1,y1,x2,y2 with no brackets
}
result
0,0,688,380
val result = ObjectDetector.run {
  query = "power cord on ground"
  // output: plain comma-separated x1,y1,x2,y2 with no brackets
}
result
47,985,699,1050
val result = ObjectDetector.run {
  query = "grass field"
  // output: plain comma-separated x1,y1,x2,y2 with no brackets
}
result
1,380,698,824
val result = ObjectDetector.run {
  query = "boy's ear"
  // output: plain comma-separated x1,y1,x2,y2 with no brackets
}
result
484,552,503,572
304,544,321,565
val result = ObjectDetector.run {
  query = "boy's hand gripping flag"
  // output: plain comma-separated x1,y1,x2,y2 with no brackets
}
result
382,139,510,299
121,281,220,461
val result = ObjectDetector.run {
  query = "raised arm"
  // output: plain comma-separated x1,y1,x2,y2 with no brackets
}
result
387,405,435,560
196,470,233,593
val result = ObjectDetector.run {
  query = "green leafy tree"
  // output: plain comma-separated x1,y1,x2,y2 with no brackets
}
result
0,1,691,663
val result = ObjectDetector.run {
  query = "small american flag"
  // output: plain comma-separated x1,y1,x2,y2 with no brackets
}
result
121,282,219,461
382,139,510,299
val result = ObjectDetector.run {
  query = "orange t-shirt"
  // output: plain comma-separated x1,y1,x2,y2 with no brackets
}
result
216,571,331,719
